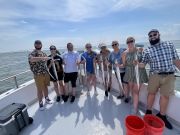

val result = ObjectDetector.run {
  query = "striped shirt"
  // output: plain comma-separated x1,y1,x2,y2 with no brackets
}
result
142,41,179,73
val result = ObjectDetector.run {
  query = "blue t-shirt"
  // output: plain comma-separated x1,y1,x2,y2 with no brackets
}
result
82,51,97,73
109,48,126,72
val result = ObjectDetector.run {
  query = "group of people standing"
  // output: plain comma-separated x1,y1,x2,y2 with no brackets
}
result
28,29,180,130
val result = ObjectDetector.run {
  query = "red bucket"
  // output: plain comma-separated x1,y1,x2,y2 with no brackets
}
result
143,114,165,135
125,115,145,135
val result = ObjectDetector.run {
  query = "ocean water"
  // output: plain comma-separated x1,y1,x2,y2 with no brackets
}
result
0,41,180,95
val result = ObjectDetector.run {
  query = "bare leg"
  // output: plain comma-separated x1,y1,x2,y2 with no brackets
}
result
64,83,69,96
92,75,97,92
132,83,141,112
43,86,49,98
159,95,169,115
72,87,76,96
86,75,91,91
108,76,112,90
123,83,129,98
147,93,156,110
59,81,65,95
53,82,60,96
37,89,43,102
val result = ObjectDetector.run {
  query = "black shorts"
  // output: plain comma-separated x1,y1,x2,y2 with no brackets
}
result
64,72,78,87
115,72,128,84
50,71,64,82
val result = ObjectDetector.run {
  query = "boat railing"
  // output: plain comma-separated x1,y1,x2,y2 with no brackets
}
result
0,67,180,95
0,70,33,95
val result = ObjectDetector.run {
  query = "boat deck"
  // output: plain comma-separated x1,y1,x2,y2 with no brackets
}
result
20,85,180,135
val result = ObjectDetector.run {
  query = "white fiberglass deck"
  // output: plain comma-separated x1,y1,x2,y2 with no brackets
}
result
20,85,180,135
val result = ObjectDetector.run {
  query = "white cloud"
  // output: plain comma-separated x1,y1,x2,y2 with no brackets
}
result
0,0,177,23
160,24,180,40
0,0,179,52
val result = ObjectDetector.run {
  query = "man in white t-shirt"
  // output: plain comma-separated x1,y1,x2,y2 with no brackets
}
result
62,43,79,103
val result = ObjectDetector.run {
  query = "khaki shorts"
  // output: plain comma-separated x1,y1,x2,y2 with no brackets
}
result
34,73,50,91
147,74,175,96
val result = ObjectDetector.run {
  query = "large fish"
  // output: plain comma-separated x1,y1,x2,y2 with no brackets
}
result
78,54,87,86
115,59,123,92
106,57,110,85
100,55,105,85
134,53,140,90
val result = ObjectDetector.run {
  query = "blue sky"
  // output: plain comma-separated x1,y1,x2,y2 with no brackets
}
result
0,0,180,52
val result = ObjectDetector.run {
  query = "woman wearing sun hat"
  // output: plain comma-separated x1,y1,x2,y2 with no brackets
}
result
97,43,112,97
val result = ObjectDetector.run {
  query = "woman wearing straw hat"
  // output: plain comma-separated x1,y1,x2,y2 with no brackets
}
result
97,43,112,97
122,37,148,114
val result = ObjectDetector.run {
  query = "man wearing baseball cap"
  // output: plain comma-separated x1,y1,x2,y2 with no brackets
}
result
140,29,180,129
28,40,52,111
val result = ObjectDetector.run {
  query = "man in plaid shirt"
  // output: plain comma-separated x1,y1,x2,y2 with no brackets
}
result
140,29,180,129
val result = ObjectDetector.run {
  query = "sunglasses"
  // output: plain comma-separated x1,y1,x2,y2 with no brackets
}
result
50,48,56,50
149,33,157,38
112,43,118,46
127,40,134,44
86,46,92,48
101,46,106,49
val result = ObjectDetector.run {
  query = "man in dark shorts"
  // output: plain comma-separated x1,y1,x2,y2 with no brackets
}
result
47,45,65,102
28,40,52,111
62,43,79,103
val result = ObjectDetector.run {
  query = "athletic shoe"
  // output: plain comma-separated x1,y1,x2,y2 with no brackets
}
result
94,90,98,96
39,101,45,111
105,91,108,97
117,94,124,99
70,96,75,103
64,95,69,102
56,96,61,102
124,97,130,103
45,97,53,104
108,87,111,92
156,113,173,129
87,91,90,96
145,109,152,114
62,95,65,101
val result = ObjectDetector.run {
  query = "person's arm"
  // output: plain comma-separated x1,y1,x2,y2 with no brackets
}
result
80,53,86,64
108,53,113,68
93,52,98,63
76,52,81,65
171,44,180,70
121,51,127,67
138,49,148,68
174,60,180,70
29,54,50,62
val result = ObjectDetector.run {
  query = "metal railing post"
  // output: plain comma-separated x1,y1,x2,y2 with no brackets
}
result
14,76,19,88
